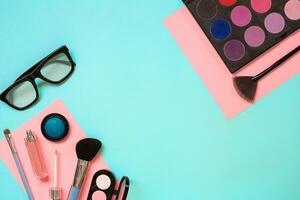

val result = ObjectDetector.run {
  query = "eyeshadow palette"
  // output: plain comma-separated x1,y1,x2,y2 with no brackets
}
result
183,0,300,73
87,170,130,200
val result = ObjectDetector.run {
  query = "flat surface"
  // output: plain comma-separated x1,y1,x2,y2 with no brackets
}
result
0,100,108,200
0,1,299,200
164,7,300,118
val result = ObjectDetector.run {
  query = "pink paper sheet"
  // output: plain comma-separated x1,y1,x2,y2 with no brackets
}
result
0,99,109,200
164,7,300,119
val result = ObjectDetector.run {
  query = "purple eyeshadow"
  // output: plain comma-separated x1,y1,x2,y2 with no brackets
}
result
231,5,252,27
223,40,245,61
264,12,286,34
244,26,265,47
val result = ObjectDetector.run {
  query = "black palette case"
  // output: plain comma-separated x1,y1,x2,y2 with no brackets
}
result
183,0,300,73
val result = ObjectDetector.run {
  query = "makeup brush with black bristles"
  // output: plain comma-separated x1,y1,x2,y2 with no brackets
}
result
233,45,300,102
67,138,102,200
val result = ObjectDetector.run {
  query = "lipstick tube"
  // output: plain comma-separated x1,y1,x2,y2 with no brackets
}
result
25,130,48,179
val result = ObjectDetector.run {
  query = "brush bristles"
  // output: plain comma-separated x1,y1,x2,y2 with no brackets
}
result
233,76,257,103
3,129,10,135
76,138,102,161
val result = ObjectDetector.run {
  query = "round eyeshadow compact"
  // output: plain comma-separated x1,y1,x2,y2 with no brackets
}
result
41,113,69,141
87,170,130,200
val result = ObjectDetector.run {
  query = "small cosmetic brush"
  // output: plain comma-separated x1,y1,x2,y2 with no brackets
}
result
50,150,62,200
233,45,300,102
67,138,102,200
4,129,34,200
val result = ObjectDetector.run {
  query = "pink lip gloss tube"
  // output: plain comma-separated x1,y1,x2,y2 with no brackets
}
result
25,130,48,179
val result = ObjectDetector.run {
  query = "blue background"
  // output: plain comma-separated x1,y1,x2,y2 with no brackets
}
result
0,1,300,199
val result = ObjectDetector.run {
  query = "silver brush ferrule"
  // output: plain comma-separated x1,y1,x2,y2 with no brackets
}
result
72,159,89,188
25,130,36,142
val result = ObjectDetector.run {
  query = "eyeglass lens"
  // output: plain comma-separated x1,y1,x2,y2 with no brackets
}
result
40,53,72,82
5,81,37,109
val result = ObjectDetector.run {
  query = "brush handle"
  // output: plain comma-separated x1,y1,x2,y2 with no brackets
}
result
253,45,300,81
67,186,80,200
13,153,34,200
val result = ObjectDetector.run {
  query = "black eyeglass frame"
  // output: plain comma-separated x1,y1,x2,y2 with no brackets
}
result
0,45,76,110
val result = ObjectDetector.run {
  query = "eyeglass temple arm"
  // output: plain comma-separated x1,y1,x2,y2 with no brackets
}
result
15,60,71,82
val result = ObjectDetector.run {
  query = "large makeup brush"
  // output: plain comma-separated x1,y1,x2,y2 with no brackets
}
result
67,138,102,200
233,45,300,102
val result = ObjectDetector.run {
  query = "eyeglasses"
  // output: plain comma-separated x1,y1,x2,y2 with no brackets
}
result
0,46,75,110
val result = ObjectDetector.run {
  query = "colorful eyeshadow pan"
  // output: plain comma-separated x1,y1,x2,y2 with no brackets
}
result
196,0,218,19
224,40,245,61
41,113,69,141
244,26,265,47
264,13,285,34
251,0,272,13
284,0,300,21
219,0,237,6
211,19,232,40
231,5,252,27
183,0,299,73
96,175,111,190
92,191,107,199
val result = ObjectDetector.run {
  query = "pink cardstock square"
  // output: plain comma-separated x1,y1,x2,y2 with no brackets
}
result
0,99,110,200
164,7,300,119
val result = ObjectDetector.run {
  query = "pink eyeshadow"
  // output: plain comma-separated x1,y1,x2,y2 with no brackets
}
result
231,5,252,27
251,0,272,13
284,0,300,20
244,26,265,47
92,191,106,200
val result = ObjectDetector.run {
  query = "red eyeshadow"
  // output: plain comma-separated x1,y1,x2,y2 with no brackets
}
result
251,0,272,13
219,0,237,6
